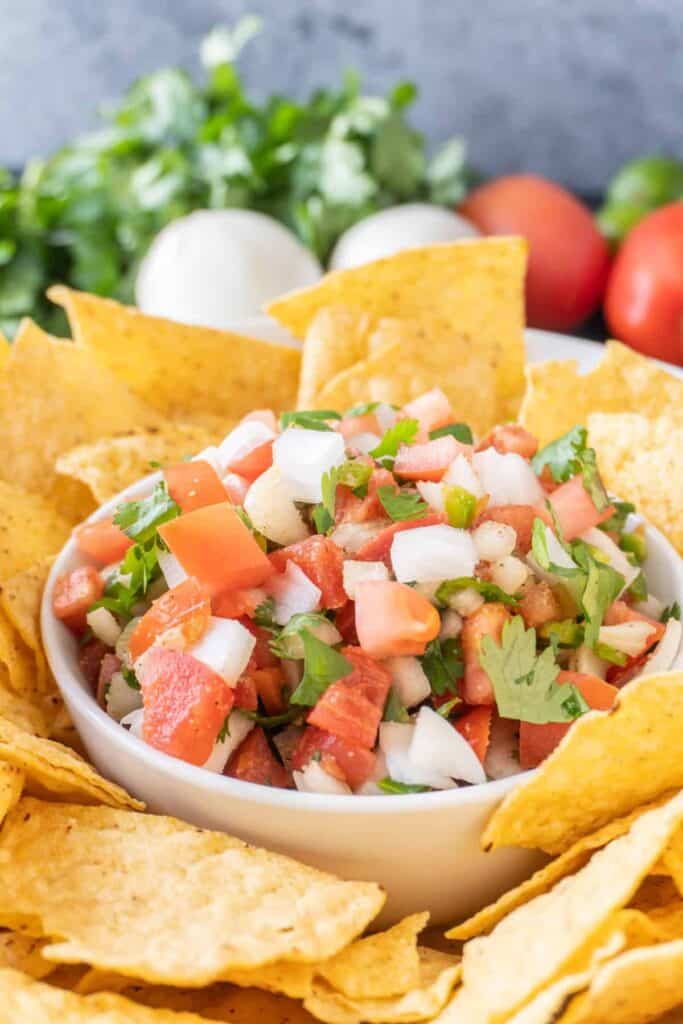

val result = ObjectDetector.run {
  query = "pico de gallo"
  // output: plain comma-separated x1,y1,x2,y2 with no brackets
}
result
53,391,681,795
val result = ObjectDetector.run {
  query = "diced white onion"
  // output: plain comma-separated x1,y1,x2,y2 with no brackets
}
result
416,481,445,514
293,761,352,795
391,524,477,583
343,559,389,600
348,432,381,455
472,449,544,507
575,644,608,679
410,706,486,785
384,657,431,707
330,520,385,555
490,555,529,594
635,594,665,620
527,522,577,585
115,617,140,669
121,708,145,739
599,621,660,657
442,454,484,498
278,618,341,660
579,527,639,595
439,608,463,640
106,671,143,722
192,445,224,477
217,421,276,473
267,562,321,626
244,466,309,545
374,403,397,432
483,716,519,780
379,722,456,790
157,550,188,590
636,618,682,677
273,427,345,503
472,521,517,562
355,750,388,796
86,607,122,647
188,617,256,685
446,587,485,616
202,711,254,773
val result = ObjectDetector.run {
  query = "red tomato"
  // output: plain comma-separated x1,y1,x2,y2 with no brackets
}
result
476,504,548,554
338,413,381,443
393,436,468,482
334,601,359,645
547,474,615,540
292,726,376,789
159,502,273,597
212,587,263,619
355,513,443,565
138,647,234,766
233,675,258,711
97,652,122,707
460,175,611,330
251,666,286,715
74,518,133,565
222,473,250,505
165,460,227,513
52,566,104,633
335,468,396,525
460,603,511,704
519,671,618,769
307,647,391,749
403,389,454,437
477,425,538,460
269,535,346,609
354,580,440,659
225,440,274,482
605,202,683,365
454,706,493,764
240,618,279,670
129,577,211,662
225,727,290,788
79,638,109,688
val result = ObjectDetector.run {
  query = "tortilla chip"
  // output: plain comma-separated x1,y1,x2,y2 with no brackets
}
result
0,798,383,985
0,932,53,980
0,717,142,810
319,913,427,999
0,560,51,687
647,902,683,942
304,947,461,1024
0,481,71,582
0,762,23,825
0,319,163,498
297,307,373,409
49,286,301,425
121,980,318,1023
46,474,97,526
519,340,683,447
55,423,220,505
0,610,37,694
0,333,9,371
316,318,499,435
0,671,54,736
587,412,683,554
76,961,316,1000
662,833,683,896
483,673,683,855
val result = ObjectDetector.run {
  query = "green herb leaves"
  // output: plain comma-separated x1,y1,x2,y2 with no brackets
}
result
436,577,519,607
289,630,352,707
419,638,463,697
315,459,374,533
377,486,428,522
280,410,341,432
370,419,419,467
531,425,610,512
113,481,180,544
429,422,473,444
377,778,428,795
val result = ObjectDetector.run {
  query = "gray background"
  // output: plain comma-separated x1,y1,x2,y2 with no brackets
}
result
1,0,681,192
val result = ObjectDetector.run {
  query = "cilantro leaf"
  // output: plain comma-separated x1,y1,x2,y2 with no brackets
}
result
121,666,141,691
280,410,341,432
113,480,180,544
289,630,352,706
479,616,589,724
345,401,381,418
600,500,636,536
661,602,681,624
383,688,410,723
429,422,473,444
318,459,374,531
312,504,334,534
377,486,428,522
92,533,166,619
242,707,303,729
532,426,588,482
377,777,428,795
253,596,275,629
370,419,419,466
270,612,334,659
577,446,611,513
572,541,625,648
420,637,463,697
235,507,267,550
217,715,231,743
436,577,519,607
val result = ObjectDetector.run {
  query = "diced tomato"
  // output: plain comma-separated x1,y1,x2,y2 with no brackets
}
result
97,652,122,707
240,618,278,669
354,581,440,658
547,475,615,541
335,468,396,525
225,727,290,788
403,389,454,437
212,588,263,620
308,648,391,749
519,671,618,769
251,666,286,715
603,600,665,650
269,535,346,609
52,566,104,633
606,652,649,688
292,726,376,789
233,675,258,711
335,601,359,645
79,639,108,688
454,706,493,764
159,503,273,598
138,647,234,766
241,409,278,432
477,425,539,460
222,473,250,505
338,413,381,443
129,577,211,662
460,603,512,704
355,513,443,565
165,460,228,513
225,440,274,482
394,436,469,482
476,505,548,554
74,518,133,565
518,581,562,628
340,646,393,708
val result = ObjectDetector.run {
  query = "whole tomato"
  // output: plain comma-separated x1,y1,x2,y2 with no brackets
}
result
459,175,611,331
605,201,683,365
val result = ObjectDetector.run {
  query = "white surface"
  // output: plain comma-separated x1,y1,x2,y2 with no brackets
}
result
41,330,683,926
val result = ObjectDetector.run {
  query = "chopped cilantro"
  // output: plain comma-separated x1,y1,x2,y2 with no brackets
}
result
242,707,303,729
627,571,648,604
479,616,590,724
369,418,419,467
600,500,636,536
577,447,610,513
661,602,681,623
419,637,463,696
312,504,334,534
113,480,180,544
289,630,352,706
92,533,166,619
429,422,473,444
532,426,588,482
572,541,625,648
436,696,462,718
383,688,410,723
217,714,231,743
377,486,428,522
235,507,267,551
270,612,333,659
344,401,381,418
377,777,428,795
436,577,519,608
280,409,341,432
253,596,276,629
318,459,374,531
121,666,141,691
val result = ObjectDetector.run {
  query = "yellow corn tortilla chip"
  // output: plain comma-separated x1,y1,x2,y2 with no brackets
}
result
662,833,683,896
558,941,683,1024
483,672,683,855
46,474,97,527
298,306,372,409
0,717,142,810
0,480,71,582
0,334,9,371
315,318,499,435
647,902,683,942
304,947,461,1024
438,794,683,1024
519,339,683,446
0,319,163,498
630,875,682,914
0,670,55,736
318,912,427,999
0,932,53,980
117,980,318,1023
0,560,51,686
0,798,384,985
76,961,316,1000
588,412,683,554
0,762,23,827
49,286,301,425
0,610,37,694
55,423,220,505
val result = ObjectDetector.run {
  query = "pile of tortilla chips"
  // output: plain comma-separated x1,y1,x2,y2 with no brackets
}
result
0,236,681,1020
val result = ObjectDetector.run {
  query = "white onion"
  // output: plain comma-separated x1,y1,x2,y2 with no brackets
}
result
384,657,431,707
244,466,309,545
410,706,486,785
446,587,485,616
484,716,519,780
273,427,345,503
106,671,143,722
267,562,321,625
347,432,381,455
86,607,122,648
439,609,463,640
378,722,456,790
217,421,275,473
330,519,385,555
636,618,682,676
277,618,341,660
157,550,188,590
416,481,445,514
575,644,608,679
188,617,256,684
490,555,529,594
343,559,389,600
121,708,145,739
579,527,639,595
635,594,665,620
442,454,484,498
202,711,254,773
599,621,660,657
354,750,388,796
527,522,577,584
192,445,224,477
293,761,352,795
115,618,140,669
391,524,477,583
472,521,517,562
472,449,544,507
374,403,397,432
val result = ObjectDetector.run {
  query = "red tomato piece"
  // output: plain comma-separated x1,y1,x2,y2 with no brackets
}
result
355,513,443,565
52,566,104,633
477,425,539,460
292,726,376,789
165,460,227,513
547,474,615,541
307,648,391,750
240,618,279,670
222,472,250,505
334,468,396,525
159,502,273,598
354,580,440,659
251,666,286,716
394,435,467,482
225,727,290,788
334,601,359,645
138,647,234,766
97,652,122,707
519,671,618,769
233,675,259,711
74,518,133,565
212,587,263,619
269,535,346,609
129,577,211,663
460,603,512,704
403,389,454,437
79,639,108,689
454,706,493,764
338,413,381,443
225,440,274,482
476,505,548,554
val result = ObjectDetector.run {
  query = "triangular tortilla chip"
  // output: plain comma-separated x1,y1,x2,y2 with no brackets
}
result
297,307,372,409
0,481,71,582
